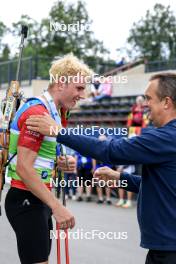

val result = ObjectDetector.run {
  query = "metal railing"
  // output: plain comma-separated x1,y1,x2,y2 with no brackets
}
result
0,56,118,88
103,59,143,77
0,56,53,87
1,56,176,88
0,57,32,87
145,59,176,73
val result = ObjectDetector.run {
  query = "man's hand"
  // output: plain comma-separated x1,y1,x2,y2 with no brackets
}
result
93,166,120,183
26,113,62,137
57,155,76,173
52,203,75,230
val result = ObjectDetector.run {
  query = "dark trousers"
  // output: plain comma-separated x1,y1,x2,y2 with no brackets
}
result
145,250,176,264
64,173,77,195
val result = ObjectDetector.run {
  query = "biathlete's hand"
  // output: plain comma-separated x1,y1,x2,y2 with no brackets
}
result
52,203,75,230
93,166,120,183
26,113,62,137
57,155,76,173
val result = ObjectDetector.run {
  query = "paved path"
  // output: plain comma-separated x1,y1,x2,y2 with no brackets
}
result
0,188,147,264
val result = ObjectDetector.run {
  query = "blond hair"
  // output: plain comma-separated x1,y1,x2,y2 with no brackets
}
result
49,54,92,83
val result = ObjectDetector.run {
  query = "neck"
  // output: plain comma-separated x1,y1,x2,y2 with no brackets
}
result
47,89,62,109
159,114,176,127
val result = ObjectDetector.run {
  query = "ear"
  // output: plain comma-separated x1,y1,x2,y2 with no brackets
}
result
164,97,172,110
56,82,65,91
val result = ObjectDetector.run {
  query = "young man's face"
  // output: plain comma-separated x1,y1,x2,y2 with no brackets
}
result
59,79,86,109
145,79,166,127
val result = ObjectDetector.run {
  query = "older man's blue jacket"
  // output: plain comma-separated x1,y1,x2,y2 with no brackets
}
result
57,119,176,250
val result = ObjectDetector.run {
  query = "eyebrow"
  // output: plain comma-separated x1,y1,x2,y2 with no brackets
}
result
77,86,85,89
144,94,151,100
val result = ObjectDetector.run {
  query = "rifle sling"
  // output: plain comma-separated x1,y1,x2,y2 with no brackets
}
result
4,152,17,167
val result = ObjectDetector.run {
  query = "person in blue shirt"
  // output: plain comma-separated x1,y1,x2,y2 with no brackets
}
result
93,135,113,204
56,146,77,200
75,152,93,202
94,158,113,204
26,73,176,264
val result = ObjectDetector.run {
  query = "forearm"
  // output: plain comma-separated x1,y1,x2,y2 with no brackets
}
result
120,172,141,193
17,166,60,210
57,131,112,163
57,132,138,165
57,128,166,165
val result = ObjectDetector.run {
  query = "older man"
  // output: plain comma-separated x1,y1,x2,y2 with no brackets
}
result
27,73,176,264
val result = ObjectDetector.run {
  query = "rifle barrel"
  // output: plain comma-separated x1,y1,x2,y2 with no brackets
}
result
16,25,28,81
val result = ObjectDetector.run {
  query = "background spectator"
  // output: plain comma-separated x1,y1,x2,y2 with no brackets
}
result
90,76,100,98
76,152,93,202
115,165,135,208
93,135,112,205
116,57,126,67
93,158,113,205
127,95,148,127
93,78,112,102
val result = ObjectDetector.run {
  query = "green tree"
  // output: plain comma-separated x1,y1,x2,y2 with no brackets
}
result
127,4,176,61
41,0,109,69
11,15,51,78
0,21,8,58
2,45,10,60
12,15,44,58
11,1,111,75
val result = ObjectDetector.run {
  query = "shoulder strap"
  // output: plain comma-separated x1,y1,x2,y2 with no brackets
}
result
10,97,47,131
8,97,48,164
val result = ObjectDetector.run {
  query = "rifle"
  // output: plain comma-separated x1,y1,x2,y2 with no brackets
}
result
0,25,28,215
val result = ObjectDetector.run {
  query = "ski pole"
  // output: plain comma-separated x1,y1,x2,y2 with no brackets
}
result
56,144,70,264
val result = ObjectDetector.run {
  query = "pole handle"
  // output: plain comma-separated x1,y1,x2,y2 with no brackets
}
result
21,25,28,38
